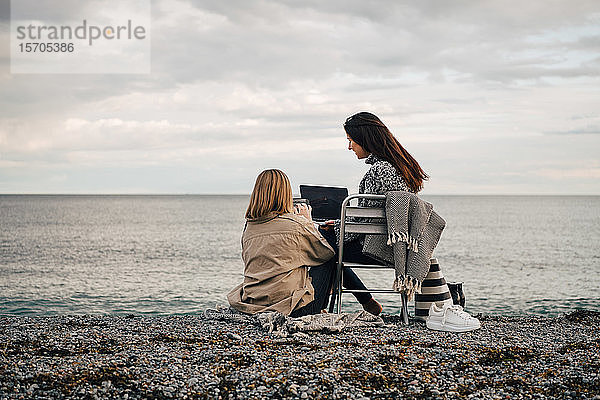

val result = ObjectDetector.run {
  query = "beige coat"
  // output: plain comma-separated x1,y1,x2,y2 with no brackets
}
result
227,212,334,315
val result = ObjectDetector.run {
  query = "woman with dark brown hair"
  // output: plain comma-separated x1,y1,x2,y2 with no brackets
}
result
344,111,427,195
321,111,427,315
322,112,480,331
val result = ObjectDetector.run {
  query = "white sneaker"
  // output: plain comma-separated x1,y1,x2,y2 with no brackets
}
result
426,303,481,332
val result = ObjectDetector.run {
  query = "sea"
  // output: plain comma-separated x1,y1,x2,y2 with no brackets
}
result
1,195,599,317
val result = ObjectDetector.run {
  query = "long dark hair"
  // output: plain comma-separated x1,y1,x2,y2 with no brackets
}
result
344,112,428,192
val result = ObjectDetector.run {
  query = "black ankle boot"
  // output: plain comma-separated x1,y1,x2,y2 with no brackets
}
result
447,281,466,307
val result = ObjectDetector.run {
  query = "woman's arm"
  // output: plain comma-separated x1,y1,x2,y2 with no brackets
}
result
298,219,335,264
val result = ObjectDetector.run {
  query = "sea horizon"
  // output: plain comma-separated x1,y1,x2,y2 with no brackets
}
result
2,194,599,317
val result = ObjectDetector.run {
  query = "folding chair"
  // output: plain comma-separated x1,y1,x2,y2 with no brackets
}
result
328,194,410,324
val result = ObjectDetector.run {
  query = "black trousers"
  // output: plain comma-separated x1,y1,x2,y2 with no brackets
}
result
319,228,383,305
291,229,382,317
290,256,336,318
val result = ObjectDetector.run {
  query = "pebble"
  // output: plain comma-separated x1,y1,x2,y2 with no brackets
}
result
225,332,242,341
187,378,198,386
288,383,299,392
0,311,599,399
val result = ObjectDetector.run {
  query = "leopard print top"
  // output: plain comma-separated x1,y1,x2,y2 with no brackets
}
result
335,153,413,244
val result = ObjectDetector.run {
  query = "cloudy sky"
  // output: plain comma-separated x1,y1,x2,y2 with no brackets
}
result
1,0,599,194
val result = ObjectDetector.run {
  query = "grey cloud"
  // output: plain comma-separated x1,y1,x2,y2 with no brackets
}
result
4,0,599,113
8,0,109,23
0,75,162,118
571,113,599,120
148,0,600,89
2,0,600,194
433,97,489,105
545,126,600,135
0,0,8,22
576,35,600,49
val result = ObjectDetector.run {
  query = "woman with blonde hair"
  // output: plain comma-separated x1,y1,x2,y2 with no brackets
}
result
228,169,336,317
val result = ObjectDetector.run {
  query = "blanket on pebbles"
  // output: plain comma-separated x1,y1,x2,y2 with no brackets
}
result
203,306,384,336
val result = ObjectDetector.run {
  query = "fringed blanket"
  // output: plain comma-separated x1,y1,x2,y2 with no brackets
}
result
362,191,446,300
282,311,384,333
204,306,384,336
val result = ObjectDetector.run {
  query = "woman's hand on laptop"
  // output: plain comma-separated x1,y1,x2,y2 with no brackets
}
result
319,220,336,231
321,219,335,231
294,203,313,221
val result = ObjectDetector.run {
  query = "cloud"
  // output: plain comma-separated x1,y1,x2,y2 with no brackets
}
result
545,126,600,135
533,167,600,179
142,0,600,89
4,0,90,22
0,112,346,166
0,0,8,23
1,0,600,193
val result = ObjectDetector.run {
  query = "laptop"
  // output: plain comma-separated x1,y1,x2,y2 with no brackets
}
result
299,185,349,222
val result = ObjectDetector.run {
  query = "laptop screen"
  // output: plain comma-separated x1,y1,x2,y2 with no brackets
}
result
299,185,349,221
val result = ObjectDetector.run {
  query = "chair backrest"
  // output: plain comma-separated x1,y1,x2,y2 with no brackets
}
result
338,194,387,264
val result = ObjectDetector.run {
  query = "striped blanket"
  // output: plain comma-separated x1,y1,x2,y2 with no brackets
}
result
362,191,446,300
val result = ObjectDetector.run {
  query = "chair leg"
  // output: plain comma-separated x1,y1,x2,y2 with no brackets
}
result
328,264,342,313
401,293,409,325
336,275,343,314
328,285,337,313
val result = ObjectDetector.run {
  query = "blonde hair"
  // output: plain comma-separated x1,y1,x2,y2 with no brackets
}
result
245,169,293,219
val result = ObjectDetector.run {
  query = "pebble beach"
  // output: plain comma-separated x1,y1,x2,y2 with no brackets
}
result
1,310,599,400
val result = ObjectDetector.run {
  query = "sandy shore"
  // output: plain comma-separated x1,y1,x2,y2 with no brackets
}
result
1,310,599,399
